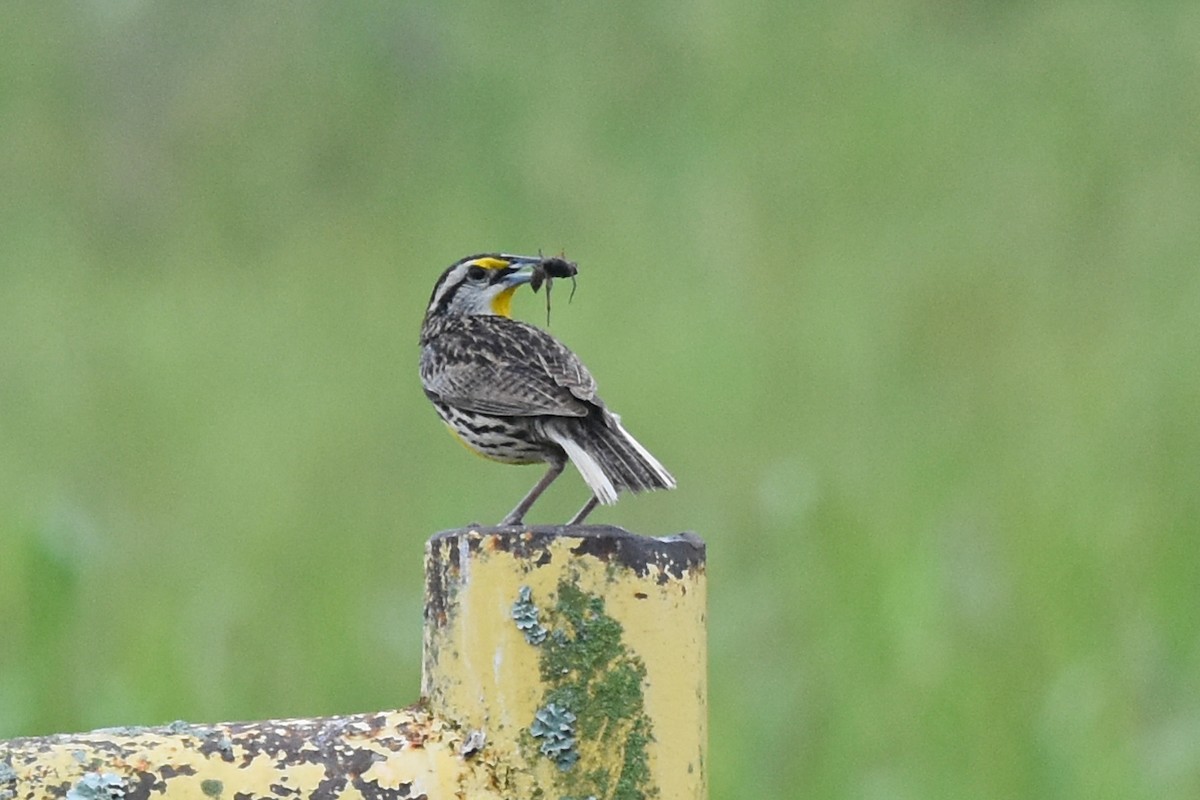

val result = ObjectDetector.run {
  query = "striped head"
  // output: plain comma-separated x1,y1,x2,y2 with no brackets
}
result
423,253,543,322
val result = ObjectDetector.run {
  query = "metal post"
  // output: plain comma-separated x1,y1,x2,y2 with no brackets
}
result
1,526,707,800
424,525,707,799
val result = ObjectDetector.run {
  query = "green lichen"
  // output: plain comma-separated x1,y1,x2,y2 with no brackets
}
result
200,779,223,797
522,578,656,800
615,717,654,800
539,584,624,682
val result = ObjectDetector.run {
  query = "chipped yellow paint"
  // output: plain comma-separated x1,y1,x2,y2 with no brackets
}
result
423,526,708,799
1,708,503,800
1,527,707,800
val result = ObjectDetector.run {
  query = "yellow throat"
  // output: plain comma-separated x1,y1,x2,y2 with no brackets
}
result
491,286,517,317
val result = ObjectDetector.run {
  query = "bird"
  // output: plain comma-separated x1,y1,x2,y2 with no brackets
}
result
419,253,676,526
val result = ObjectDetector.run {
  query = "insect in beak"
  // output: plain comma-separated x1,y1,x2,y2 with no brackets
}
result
529,256,578,325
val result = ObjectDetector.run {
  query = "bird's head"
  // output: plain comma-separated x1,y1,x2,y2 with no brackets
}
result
424,253,543,321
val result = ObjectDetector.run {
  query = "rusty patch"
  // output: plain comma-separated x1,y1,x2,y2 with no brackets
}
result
361,714,388,734
197,732,234,762
423,542,451,630
353,775,413,800
122,769,161,800
564,528,706,582
427,526,705,582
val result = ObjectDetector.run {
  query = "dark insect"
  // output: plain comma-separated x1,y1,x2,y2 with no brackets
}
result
530,256,578,325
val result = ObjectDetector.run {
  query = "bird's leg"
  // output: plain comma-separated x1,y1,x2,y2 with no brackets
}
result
568,495,599,525
501,459,565,525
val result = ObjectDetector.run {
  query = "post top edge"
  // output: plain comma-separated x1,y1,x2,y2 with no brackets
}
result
426,524,707,573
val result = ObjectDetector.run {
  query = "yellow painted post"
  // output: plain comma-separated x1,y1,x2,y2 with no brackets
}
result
0,708,482,799
1,525,707,800
424,525,708,800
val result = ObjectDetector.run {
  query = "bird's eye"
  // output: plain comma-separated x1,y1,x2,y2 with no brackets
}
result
466,266,487,281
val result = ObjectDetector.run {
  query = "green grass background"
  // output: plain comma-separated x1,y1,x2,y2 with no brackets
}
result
3,3,1200,797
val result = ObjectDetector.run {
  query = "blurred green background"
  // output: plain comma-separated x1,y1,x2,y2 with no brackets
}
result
3,2,1199,797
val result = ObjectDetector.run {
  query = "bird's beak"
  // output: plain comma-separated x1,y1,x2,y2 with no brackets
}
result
488,257,541,318
495,257,542,287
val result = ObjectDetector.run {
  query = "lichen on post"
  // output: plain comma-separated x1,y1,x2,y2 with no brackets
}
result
423,524,707,800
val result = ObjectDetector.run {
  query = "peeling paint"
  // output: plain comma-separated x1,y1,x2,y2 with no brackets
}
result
458,730,486,759
0,708,479,800
199,731,235,762
5,526,706,800
430,525,705,584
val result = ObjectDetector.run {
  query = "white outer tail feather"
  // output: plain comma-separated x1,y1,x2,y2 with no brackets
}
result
551,432,620,504
612,416,677,490
543,414,674,505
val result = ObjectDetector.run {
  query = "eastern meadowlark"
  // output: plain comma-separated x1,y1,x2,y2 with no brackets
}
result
419,253,676,525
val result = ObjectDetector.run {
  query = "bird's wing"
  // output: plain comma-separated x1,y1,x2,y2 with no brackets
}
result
421,316,598,418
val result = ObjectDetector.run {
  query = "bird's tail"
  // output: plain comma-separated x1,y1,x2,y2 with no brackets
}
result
541,413,676,505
